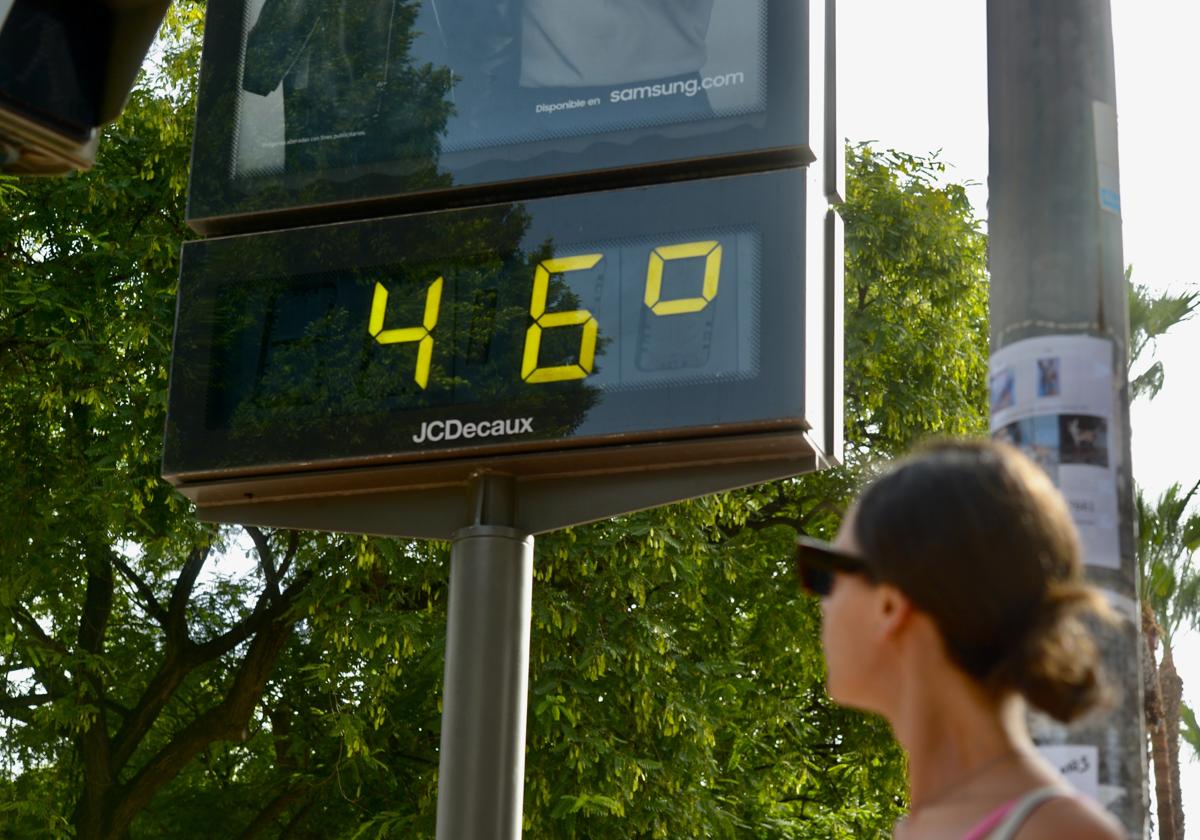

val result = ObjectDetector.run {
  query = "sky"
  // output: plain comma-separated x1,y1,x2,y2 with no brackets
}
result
838,0,1200,830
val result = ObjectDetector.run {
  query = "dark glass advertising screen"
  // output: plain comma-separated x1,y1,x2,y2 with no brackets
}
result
185,0,809,233
0,1,108,136
163,169,809,481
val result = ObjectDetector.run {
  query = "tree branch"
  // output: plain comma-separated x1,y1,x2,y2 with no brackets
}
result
742,516,805,533
74,547,116,839
193,571,311,663
166,546,209,644
278,798,318,839
237,782,314,840
100,696,131,720
0,690,53,722
8,607,74,703
796,500,842,530
278,531,300,582
12,606,69,657
108,600,303,838
190,594,273,663
109,651,193,775
111,554,168,628
246,527,280,602
109,570,310,776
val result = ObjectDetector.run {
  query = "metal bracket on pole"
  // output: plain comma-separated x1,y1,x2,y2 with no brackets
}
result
436,474,533,840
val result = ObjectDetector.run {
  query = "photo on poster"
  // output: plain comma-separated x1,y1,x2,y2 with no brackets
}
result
990,367,1015,413
995,414,1060,484
1037,356,1060,397
230,0,768,180
1059,414,1109,468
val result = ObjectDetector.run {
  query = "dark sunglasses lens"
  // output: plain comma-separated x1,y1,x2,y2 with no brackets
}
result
798,563,834,597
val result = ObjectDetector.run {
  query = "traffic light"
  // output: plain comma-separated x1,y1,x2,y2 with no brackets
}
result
0,0,170,175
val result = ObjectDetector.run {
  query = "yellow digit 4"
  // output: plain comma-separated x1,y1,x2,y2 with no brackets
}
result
522,254,602,384
368,276,443,389
644,240,722,315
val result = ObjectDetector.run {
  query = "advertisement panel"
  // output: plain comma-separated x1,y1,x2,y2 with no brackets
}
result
186,0,808,232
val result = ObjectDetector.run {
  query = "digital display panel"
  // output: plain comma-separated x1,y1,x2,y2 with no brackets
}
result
184,0,810,233
163,169,810,482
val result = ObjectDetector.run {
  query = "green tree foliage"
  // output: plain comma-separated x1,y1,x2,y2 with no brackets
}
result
1128,272,1198,401
1181,704,1200,766
1139,482,1200,649
0,10,993,837
1138,481,1200,840
841,147,989,460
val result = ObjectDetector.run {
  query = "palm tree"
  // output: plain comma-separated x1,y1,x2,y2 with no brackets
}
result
1127,273,1198,840
1137,482,1200,840
1128,273,1198,401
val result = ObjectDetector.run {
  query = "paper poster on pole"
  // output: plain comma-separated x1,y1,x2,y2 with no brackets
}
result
1037,744,1101,800
989,336,1120,569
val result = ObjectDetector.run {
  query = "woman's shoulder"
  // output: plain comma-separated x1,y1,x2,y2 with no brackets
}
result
1011,789,1123,840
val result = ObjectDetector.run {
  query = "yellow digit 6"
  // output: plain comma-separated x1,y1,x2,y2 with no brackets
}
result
644,240,722,315
521,254,602,384
368,276,443,389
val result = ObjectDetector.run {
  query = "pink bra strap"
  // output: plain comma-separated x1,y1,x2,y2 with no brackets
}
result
958,799,1019,840
958,786,1069,840
985,787,1069,840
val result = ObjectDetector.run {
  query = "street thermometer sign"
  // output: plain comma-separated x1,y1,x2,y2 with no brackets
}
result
166,2,841,837
165,0,843,536
166,170,815,498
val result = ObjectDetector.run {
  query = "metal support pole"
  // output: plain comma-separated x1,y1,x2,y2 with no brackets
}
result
987,1,1147,835
436,475,533,840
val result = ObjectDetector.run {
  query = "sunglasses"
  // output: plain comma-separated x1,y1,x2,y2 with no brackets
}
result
794,536,874,597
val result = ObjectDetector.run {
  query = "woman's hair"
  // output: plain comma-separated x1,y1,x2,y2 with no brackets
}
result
851,438,1115,722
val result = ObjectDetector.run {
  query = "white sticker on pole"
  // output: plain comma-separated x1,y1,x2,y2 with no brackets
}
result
1093,100,1121,217
989,336,1120,569
1038,744,1100,800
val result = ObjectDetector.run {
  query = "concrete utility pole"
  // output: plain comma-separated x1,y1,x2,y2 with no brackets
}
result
987,1,1147,836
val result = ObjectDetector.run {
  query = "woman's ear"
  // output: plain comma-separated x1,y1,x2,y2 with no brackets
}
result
875,583,914,640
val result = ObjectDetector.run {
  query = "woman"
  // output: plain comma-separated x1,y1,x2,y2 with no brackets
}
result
795,439,1123,839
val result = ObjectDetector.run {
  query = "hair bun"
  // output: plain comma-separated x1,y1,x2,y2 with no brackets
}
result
987,584,1114,722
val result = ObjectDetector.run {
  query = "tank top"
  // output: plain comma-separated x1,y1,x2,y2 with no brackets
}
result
960,786,1067,840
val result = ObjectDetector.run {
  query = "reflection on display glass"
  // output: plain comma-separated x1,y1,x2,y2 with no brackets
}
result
231,0,766,178
207,228,760,437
